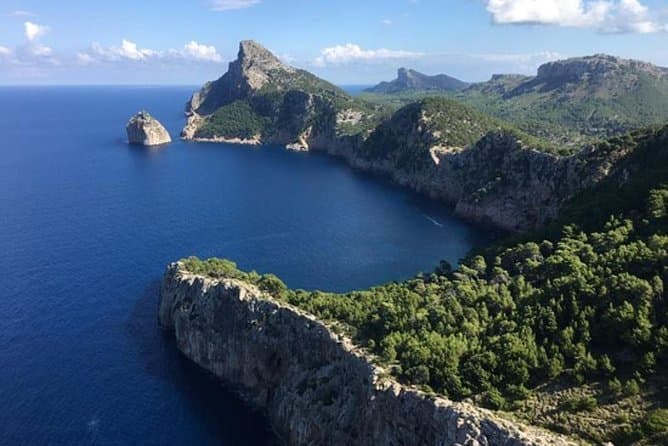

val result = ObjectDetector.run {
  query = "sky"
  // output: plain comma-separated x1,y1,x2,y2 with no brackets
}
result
0,0,667,85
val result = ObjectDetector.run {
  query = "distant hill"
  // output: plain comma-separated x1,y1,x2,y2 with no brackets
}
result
362,55,668,145
365,68,469,94
457,54,668,142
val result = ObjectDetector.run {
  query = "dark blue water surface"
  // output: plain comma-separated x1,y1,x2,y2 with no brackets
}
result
0,87,495,445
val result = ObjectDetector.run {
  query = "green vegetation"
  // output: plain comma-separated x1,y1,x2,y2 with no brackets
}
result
361,60,668,149
196,100,270,139
181,125,668,444
361,97,564,167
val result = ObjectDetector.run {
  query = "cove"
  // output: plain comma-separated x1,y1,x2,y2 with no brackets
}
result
0,86,495,445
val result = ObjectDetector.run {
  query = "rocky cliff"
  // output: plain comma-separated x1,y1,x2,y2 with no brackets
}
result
159,262,574,446
126,111,171,146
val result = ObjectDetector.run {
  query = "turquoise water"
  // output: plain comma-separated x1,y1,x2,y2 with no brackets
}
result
0,86,494,445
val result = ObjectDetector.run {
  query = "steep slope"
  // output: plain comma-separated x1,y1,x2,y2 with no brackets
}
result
365,68,469,94
182,40,385,149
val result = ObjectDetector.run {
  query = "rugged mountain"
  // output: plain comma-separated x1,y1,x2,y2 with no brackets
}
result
365,68,469,94
126,111,171,146
457,54,668,142
182,40,385,149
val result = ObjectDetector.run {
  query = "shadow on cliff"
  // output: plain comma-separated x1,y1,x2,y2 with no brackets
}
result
126,280,278,445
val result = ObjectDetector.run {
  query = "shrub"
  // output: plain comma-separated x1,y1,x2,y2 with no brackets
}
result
623,379,641,397
560,396,598,412
482,389,506,410
644,409,668,435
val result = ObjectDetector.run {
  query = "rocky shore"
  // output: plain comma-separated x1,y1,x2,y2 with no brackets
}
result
159,262,575,446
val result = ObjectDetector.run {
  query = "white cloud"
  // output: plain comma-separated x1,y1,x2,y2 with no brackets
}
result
80,40,158,62
10,10,33,17
381,18,393,25
29,44,53,57
174,41,222,62
314,43,424,66
476,51,562,64
473,51,564,73
78,40,223,64
24,21,49,41
485,0,666,33
211,0,260,11
0,46,12,57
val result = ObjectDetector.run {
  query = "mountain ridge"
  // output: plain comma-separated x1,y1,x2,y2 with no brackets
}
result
363,54,668,144
365,68,469,94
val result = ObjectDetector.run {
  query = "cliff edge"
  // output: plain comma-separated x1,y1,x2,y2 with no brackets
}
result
159,262,574,446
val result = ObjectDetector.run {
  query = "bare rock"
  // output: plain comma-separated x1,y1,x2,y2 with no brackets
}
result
126,111,171,146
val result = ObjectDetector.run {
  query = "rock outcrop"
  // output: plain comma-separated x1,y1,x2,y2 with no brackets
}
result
365,68,469,94
160,262,575,446
126,111,171,146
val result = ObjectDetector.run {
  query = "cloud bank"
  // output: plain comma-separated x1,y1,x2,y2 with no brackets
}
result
485,0,666,33
211,0,261,11
77,40,223,65
314,43,424,66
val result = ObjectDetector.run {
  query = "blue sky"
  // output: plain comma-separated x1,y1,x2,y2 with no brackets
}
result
1,0,667,85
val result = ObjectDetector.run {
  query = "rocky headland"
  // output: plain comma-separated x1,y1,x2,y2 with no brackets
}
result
126,111,172,146
159,262,574,446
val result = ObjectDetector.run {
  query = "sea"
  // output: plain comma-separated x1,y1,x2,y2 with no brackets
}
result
0,86,495,445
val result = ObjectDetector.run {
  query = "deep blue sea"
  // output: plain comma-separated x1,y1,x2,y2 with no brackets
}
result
0,86,494,445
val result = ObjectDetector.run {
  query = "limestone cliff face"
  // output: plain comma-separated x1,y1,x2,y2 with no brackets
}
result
126,111,171,146
160,263,574,446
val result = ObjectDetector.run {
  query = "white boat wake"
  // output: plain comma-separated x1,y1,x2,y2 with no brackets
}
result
423,214,444,227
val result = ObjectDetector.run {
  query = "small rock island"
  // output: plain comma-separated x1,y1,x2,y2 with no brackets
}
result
126,111,171,146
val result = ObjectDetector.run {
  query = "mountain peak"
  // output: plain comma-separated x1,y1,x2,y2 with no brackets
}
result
235,40,292,75
238,40,280,64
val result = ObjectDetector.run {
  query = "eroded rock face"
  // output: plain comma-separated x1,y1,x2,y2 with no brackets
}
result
160,263,575,446
126,111,172,146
